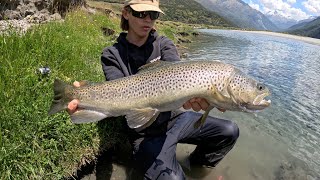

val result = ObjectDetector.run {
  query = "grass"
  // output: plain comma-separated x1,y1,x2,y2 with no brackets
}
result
0,9,123,179
0,7,193,179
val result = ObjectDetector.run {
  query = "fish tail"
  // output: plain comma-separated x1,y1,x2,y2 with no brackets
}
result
48,79,73,115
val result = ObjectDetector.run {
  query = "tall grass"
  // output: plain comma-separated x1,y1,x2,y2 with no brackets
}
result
0,7,191,179
0,9,123,179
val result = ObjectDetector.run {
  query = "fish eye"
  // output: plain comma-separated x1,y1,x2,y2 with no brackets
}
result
257,83,265,91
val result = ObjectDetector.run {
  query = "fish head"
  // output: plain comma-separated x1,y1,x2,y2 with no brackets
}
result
228,70,271,112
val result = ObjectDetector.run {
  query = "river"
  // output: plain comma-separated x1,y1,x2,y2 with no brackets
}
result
177,29,320,180
81,30,320,180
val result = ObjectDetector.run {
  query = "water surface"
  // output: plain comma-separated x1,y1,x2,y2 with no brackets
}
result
181,29,320,180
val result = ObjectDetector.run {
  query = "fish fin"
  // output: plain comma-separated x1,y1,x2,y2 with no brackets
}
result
230,95,238,104
220,71,236,98
211,83,231,102
220,87,230,98
134,111,160,132
137,60,173,73
48,79,73,115
71,110,108,124
194,106,214,129
126,108,159,129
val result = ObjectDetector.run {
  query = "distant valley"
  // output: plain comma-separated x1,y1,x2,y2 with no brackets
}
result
286,17,320,39
195,0,279,31
96,0,320,39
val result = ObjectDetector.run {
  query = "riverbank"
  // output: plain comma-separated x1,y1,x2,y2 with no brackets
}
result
79,110,312,180
3,1,319,178
0,5,198,178
234,30,320,46
78,27,320,179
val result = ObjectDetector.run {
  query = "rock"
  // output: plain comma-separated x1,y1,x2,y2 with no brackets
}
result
0,0,85,34
49,13,62,21
105,9,113,16
16,4,27,16
181,53,189,58
25,3,37,16
1,0,85,21
101,27,115,36
34,0,49,10
192,32,199,36
178,38,191,43
105,8,120,18
84,7,96,15
178,32,189,37
4,10,21,20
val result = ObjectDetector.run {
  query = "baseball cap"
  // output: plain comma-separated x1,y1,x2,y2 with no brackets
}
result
124,0,164,14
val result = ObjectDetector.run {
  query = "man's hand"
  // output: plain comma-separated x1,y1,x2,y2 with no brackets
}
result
67,81,80,115
183,97,209,111
183,97,226,112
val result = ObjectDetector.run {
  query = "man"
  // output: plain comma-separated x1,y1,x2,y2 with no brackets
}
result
68,0,239,179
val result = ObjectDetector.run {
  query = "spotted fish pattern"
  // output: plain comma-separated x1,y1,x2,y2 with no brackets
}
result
49,60,271,130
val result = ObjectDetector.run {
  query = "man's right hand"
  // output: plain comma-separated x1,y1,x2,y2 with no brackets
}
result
67,81,80,115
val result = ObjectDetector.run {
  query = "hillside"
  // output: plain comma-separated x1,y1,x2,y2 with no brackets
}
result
287,17,320,39
95,0,235,27
195,0,279,31
159,0,234,27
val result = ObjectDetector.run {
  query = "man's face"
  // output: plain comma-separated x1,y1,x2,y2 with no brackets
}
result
124,7,158,38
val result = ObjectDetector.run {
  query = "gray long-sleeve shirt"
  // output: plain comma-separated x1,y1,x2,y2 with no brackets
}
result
101,30,180,135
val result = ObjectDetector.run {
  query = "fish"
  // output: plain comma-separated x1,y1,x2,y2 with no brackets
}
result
48,60,271,131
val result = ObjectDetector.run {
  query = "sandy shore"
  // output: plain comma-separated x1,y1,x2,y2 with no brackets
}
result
233,30,320,46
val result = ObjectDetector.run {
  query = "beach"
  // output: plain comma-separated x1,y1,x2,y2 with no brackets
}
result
233,30,320,46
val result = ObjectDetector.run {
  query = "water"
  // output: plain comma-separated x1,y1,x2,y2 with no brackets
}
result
181,29,320,179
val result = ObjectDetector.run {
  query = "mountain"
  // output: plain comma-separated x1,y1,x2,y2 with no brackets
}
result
265,11,317,31
286,16,320,39
265,10,298,30
286,16,318,31
95,0,235,27
195,0,279,31
159,0,234,27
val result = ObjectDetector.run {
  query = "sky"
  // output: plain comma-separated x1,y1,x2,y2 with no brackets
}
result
242,0,320,21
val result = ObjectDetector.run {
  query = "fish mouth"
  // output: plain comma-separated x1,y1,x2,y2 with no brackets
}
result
239,93,271,112
252,92,271,108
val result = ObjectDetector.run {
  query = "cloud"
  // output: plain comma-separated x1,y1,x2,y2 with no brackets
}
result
302,0,320,15
286,0,296,5
260,0,291,11
258,0,310,20
248,0,261,11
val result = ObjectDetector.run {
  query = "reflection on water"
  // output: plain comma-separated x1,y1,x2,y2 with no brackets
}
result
183,29,320,179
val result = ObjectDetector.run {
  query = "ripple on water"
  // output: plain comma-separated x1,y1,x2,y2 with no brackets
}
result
185,29,320,178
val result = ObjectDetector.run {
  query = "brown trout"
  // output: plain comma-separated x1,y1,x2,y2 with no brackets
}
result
48,60,271,130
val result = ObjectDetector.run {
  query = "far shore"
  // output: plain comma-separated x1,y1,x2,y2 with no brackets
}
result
233,30,320,46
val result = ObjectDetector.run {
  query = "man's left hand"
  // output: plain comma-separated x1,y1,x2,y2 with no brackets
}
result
183,98,226,112
183,98,209,111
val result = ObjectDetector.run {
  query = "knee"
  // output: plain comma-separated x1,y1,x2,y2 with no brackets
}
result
223,121,239,142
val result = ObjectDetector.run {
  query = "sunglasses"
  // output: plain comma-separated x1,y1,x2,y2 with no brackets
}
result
129,7,160,20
